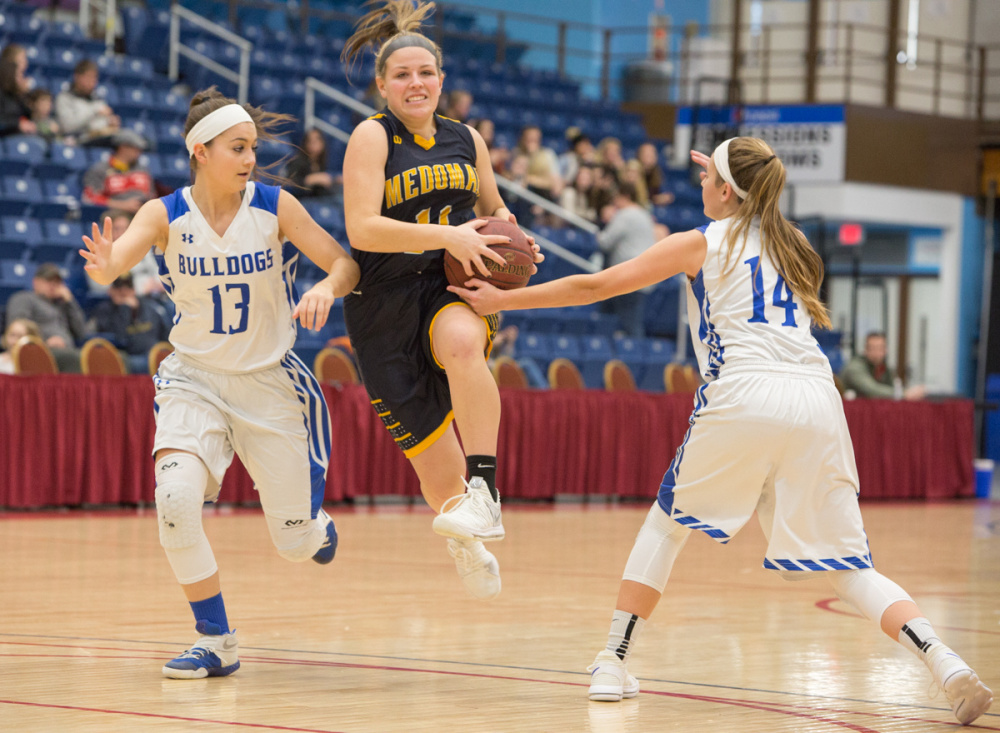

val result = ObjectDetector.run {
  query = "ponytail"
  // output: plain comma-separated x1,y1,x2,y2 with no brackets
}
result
715,137,831,330
341,0,441,78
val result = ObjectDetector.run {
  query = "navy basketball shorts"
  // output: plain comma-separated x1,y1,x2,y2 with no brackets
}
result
344,270,498,458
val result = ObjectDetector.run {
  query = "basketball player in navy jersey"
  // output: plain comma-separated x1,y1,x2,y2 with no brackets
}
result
80,88,360,678
454,139,992,725
340,0,542,600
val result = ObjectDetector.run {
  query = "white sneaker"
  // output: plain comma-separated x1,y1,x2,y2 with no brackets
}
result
587,650,639,702
162,622,240,679
927,645,993,725
447,538,501,600
432,477,504,542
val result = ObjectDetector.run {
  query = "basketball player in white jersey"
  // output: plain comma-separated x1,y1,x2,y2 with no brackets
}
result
452,138,992,725
79,88,360,679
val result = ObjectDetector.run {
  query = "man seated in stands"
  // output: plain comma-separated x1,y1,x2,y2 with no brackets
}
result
54,58,120,146
839,331,925,400
5,263,88,373
82,130,154,213
88,272,172,374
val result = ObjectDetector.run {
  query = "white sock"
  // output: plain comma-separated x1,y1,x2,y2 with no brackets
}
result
898,617,942,659
605,610,645,664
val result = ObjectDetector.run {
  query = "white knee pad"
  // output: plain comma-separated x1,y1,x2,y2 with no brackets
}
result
154,453,217,584
622,503,693,593
265,510,329,563
827,568,913,623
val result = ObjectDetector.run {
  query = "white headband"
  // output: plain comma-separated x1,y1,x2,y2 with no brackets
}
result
712,138,748,200
185,104,254,156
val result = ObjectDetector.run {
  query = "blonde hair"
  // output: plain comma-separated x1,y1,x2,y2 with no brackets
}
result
183,87,294,183
2,318,41,351
714,137,831,329
341,0,441,78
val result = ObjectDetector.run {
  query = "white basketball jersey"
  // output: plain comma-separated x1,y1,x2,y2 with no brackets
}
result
687,218,829,381
156,182,299,372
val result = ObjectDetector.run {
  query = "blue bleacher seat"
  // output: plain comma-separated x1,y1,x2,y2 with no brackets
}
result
1,216,43,246
1,177,43,217
3,135,47,167
550,334,582,361
50,142,90,172
41,220,84,247
514,332,551,363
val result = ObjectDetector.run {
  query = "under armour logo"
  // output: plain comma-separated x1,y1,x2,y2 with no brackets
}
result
393,135,402,144
181,233,194,243
284,519,305,527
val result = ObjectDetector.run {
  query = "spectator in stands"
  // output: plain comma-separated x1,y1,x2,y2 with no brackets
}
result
473,118,509,175
55,58,121,146
588,163,618,220
558,164,598,223
285,128,340,202
0,58,35,137
596,181,657,337
442,89,473,122
503,151,537,226
88,272,172,373
0,317,42,375
82,129,155,213
839,331,925,400
515,124,562,204
634,141,675,207
0,43,32,90
6,263,88,372
558,129,594,184
622,159,651,208
25,88,62,142
596,136,626,180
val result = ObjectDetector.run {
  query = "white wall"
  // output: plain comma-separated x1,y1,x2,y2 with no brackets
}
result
793,182,965,390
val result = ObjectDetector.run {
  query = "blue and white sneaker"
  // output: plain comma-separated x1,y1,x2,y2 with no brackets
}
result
162,621,240,679
312,510,338,565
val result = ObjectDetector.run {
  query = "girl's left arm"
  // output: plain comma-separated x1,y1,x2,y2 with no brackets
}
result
277,189,361,330
452,228,707,315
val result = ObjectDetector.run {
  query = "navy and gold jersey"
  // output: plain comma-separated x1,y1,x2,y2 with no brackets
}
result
353,109,480,288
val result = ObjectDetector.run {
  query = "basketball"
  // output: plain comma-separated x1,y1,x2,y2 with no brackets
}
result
443,217,534,290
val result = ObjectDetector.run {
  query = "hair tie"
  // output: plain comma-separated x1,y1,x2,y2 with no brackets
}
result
764,155,776,163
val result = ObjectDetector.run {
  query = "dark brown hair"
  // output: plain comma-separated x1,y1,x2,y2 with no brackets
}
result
183,87,294,183
714,137,831,329
341,0,441,78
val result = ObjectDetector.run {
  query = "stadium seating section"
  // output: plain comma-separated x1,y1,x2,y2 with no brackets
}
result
0,0,844,384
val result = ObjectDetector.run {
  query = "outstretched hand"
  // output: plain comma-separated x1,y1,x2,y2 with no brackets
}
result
79,217,115,281
447,278,505,316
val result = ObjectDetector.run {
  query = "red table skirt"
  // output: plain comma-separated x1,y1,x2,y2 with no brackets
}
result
0,375,975,509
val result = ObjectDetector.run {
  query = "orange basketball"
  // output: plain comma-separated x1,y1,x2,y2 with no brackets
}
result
444,217,534,290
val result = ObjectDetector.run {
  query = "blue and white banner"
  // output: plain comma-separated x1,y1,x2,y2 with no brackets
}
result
673,105,846,184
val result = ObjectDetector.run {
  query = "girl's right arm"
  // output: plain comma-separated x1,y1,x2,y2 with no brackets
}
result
342,119,509,278
79,199,168,285
451,228,708,315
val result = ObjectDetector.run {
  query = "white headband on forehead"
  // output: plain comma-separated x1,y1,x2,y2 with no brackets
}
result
712,138,748,200
185,104,254,156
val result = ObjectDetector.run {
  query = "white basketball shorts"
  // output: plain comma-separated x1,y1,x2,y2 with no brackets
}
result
152,351,331,521
657,361,873,574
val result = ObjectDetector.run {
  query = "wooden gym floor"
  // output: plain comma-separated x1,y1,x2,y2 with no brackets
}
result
0,500,997,732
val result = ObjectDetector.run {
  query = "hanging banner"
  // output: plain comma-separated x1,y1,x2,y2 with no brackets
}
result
673,105,846,183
